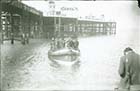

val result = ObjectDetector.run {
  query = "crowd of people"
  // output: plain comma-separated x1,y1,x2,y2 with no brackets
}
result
50,36,79,51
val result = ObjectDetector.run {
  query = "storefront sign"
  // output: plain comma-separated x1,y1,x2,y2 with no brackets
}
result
61,7,78,11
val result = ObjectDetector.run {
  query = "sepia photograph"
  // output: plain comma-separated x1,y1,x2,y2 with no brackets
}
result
0,0,140,91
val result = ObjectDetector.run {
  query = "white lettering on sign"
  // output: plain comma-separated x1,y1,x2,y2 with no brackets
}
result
61,7,78,11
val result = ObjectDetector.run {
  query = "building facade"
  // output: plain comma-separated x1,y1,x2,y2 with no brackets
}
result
43,16,116,39
0,0,43,44
0,0,117,43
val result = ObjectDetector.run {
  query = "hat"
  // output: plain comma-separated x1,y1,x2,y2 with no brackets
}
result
124,47,133,53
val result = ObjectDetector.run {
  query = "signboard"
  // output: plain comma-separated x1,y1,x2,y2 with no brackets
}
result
61,7,78,11
59,7,79,18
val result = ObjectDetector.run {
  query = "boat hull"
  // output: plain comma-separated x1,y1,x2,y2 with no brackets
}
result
48,48,80,66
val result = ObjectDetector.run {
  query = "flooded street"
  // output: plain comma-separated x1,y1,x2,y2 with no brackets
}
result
1,30,140,90
1,0,140,90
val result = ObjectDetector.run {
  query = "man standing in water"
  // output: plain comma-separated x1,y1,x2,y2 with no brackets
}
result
118,47,140,90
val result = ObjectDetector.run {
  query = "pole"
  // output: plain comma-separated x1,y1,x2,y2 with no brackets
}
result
0,1,2,90
0,0,2,44
54,15,56,39
59,16,61,36
10,13,14,44
76,19,78,36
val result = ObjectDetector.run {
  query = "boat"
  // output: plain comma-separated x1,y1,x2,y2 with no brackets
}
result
48,48,80,66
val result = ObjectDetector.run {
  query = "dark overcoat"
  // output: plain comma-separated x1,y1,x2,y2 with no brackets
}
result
118,52,140,89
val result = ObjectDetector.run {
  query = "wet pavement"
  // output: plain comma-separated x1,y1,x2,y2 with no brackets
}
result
1,34,140,90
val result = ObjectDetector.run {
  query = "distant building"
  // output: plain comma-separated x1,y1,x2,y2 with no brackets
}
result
0,0,117,42
43,16,116,38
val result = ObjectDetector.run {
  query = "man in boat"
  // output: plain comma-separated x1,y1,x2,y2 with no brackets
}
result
118,47,140,90
72,36,79,50
56,37,64,49
66,37,72,48
50,37,56,51
61,38,65,48
67,36,79,50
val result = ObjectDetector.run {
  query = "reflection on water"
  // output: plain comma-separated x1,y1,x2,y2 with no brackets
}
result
49,59,80,72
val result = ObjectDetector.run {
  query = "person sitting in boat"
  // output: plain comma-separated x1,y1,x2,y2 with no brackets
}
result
67,36,79,50
73,37,79,50
72,36,79,50
50,37,56,51
66,37,73,48
61,38,65,48
56,37,64,49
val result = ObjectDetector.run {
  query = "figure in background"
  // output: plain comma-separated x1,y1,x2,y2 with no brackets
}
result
21,33,25,45
26,33,29,44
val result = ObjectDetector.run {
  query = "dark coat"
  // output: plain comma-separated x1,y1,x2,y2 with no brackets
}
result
119,52,140,89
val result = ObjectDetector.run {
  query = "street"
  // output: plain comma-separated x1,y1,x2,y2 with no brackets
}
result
1,0,140,90
1,34,140,90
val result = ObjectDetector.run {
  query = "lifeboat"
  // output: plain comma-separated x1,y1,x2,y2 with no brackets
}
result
48,48,80,66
